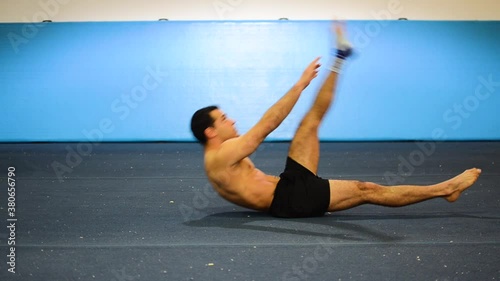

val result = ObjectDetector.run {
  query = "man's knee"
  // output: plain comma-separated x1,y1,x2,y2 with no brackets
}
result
358,181,381,189
357,181,381,198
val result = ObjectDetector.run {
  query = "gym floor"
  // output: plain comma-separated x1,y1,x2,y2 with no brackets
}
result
0,142,498,280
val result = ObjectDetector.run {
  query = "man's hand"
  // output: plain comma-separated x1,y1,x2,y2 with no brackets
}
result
298,57,321,89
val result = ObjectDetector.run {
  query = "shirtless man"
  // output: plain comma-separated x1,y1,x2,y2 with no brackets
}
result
190,23,481,218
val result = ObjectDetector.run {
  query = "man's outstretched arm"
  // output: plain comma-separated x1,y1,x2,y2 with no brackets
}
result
220,57,321,165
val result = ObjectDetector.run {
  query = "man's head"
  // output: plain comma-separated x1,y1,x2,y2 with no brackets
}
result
190,105,238,145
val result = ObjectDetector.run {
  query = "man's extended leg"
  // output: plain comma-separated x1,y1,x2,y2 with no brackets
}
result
288,24,352,174
328,168,482,212
288,70,339,174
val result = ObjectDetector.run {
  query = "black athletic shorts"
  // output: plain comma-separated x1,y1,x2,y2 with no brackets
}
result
269,157,330,218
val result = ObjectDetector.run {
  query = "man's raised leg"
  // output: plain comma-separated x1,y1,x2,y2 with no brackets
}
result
288,70,339,174
327,168,482,212
288,23,352,174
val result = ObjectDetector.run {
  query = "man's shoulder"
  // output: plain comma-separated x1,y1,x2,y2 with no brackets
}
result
206,138,240,161
204,147,230,169
205,143,246,171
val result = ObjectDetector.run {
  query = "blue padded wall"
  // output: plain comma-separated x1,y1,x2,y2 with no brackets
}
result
0,20,499,142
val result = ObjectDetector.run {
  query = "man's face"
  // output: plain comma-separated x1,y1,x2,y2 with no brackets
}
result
209,109,239,141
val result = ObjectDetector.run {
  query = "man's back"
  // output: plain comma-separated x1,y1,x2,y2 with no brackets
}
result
204,148,278,211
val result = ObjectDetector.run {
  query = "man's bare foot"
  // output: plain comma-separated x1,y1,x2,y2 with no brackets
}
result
445,168,482,202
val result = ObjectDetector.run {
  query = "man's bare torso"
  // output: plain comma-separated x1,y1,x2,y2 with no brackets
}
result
204,151,279,211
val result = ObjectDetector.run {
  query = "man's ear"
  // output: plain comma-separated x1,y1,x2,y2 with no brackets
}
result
204,127,217,139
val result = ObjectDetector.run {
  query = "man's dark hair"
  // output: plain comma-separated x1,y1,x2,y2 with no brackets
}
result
190,105,219,144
